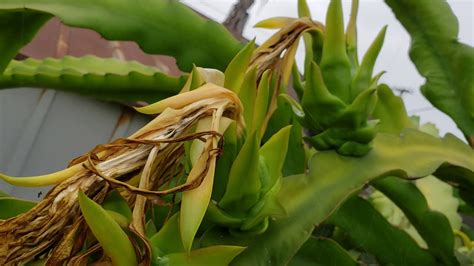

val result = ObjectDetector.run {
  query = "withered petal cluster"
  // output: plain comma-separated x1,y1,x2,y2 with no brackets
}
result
0,84,242,265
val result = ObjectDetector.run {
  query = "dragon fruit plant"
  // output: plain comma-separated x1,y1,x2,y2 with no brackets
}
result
0,0,472,265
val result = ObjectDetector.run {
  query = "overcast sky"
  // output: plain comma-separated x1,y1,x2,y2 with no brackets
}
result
183,0,473,139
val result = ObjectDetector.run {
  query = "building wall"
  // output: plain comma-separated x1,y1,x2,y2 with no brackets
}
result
0,88,149,201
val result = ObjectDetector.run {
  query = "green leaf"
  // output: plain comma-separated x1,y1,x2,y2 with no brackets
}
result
320,0,352,103
372,177,459,265
220,132,261,213
384,0,474,144
0,11,50,73
0,0,242,72
0,56,186,102
224,40,256,93
289,237,358,266
157,245,245,266
78,191,137,266
230,130,473,265
330,196,436,265
0,197,36,219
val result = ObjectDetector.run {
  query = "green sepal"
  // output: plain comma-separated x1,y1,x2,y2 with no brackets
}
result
198,226,248,248
151,204,179,231
373,84,414,133
145,219,157,239
320,0,352,103
259,125,292,194
263,96,293,143
264,95,306,176
230,218,269,237
284,120,307,176
309,29,325,65
306,125,375,156
219,132,261,214
305,88,378,155
150,213,185,261
190,65,205,91
205,201,244,228
251,70,271,136
335,88,378,128
350,26,387,100
336,140,373,156
279,94,307,128
102,189,132,222
330,196,437,265
291,64,304,100
346,0,359,72
302,62,347,131
370,71,386,88
224,39,256,93
297,0,312,18
238,66,258,131
78,191,137,266
105,210,130,229
213,122,238,202
241,179,286,231
302,33,314,74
